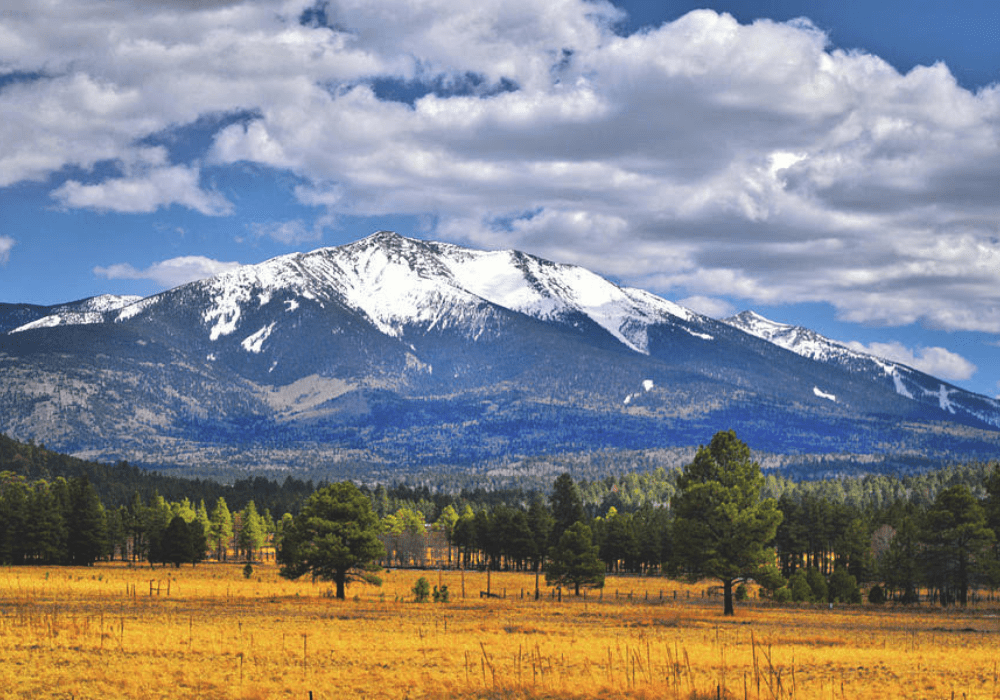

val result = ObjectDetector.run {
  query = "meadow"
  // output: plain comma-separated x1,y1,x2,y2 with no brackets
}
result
0,563,997,699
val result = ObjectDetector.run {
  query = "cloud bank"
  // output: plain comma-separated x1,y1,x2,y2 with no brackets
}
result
94,256,241,287
845,340,978,382
3,0,1000,334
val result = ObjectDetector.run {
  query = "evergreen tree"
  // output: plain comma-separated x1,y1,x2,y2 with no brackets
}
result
26,483,68,564
67,476,107,566
237,500,265,562
921,485,995,606
634,503,668,574
171,498,197,523
550,473,586,546
195,500,212,540
501,508,536,570
452,505,478,568
144,494,173,560
828,566,861,604
209,497,234,562
433,504,460,566
880,513,922,603
0,475,30,564
187,518,208,564
671,430,783,616
836,517,874,583
150,515,206,567
600,507,638,573
527,496,554,599
984,463,1000,556
545,521,604,596
277,482,385,600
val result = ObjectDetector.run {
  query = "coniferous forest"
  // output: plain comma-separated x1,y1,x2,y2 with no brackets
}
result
2,430,1000,608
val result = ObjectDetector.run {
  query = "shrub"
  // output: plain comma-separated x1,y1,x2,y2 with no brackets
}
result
828,567,860,604
773,587,792,603
789,570,812,602
413,576,430,603
805,568,828,603
868,584,886,605
433,584,449,603
735,583,749,601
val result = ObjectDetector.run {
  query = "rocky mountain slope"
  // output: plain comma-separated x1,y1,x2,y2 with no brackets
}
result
725,311,1000,429
2,231,998,478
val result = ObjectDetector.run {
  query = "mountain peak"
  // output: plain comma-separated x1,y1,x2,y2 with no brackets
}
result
361,230,406,246
726,310,791,333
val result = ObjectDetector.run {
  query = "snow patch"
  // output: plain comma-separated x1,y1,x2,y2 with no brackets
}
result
241,323,276,354
937,384,956,413
116,296,158,321
683,327,714,341
285,299,299,312
642,380,654,392
813,386,836,402
11,315,65,333
890,369,914,399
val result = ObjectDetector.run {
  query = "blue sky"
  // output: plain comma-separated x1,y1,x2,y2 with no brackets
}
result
1,0,999,398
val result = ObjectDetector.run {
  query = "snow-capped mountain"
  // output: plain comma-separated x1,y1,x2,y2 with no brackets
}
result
10,294,143,333
115,231,698,354
725,310,1000,429
2,232,999,477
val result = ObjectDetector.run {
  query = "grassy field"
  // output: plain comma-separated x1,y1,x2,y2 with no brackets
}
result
0,563,997,699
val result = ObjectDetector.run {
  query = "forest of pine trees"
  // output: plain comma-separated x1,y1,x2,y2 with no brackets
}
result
3,431,1000,606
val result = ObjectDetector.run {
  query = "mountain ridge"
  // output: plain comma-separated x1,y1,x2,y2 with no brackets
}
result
724,309,1000,429
2,231,998,479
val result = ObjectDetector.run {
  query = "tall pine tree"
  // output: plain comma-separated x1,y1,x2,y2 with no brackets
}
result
671,430,783,616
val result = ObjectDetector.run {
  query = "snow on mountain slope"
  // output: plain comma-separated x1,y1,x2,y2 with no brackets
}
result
441,245,697,353
724,311,858,363
6,234,1000,474
324,232,701,352
725,310,1000,427
11,295,143,333
89,231,702,355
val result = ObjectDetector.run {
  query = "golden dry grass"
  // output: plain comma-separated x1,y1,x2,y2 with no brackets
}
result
0,564,997,699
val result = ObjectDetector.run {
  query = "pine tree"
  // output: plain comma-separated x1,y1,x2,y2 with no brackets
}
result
209,497,234,562
671,430,783,616
237,500,265,562
67,476,107,566
921,485,996,606
277,482,385,600
434,504,460,566
550,473,585,546
527,496,554,599
545,521,604,596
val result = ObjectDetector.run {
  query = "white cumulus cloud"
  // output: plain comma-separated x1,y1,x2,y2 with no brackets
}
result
94,256,241,288
0,236,14,265
845,340,977,381
52,165,232,215
2,1,1000,335
678,296,736,319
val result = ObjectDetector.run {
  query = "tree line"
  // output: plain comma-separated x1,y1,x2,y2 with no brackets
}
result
0,472,274,568
4,430,1000,615
279,431,1000,615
